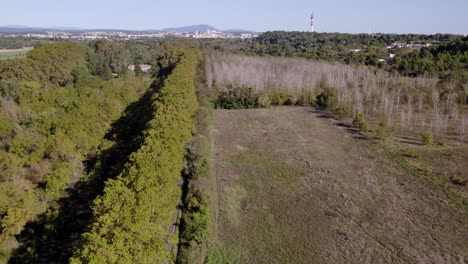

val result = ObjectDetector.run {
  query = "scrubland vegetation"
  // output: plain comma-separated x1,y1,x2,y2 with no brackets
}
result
206,53,467,139
0,31,466,264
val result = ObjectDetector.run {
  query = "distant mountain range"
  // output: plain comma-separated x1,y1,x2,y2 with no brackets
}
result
0,24,255,33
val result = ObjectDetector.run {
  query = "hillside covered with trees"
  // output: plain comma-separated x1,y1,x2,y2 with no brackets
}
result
0,41,177,262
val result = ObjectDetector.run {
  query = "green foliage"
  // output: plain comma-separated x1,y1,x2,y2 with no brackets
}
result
257,94,272,108
421,131,434,145
71,49,201,264
401,147,421,159
450,175,467,186
71,66,91,86
215,84,259,109
0,115,14,139
375,121,391,140
0,182,45,239
180,191,210,244
43,163,72,200
0,43,87,86
395,37,468,77
316,90,338,110
269,90,289,106
177,67,217,263
296,91,317,106
352,114,369,132
215,85,324,109
0,42,148,261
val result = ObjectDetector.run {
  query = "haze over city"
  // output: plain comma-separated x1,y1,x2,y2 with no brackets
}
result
1,0,468,34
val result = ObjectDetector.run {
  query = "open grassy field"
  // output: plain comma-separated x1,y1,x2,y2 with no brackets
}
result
209,107,467,263
0,48,32,60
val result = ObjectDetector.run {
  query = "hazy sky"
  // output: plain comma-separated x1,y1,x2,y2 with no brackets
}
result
2,0,467,34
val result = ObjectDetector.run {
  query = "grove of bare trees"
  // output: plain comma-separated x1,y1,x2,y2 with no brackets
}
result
206,53,467,139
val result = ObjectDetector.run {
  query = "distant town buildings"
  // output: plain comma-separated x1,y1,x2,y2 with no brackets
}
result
386,42,433,49
128,64,152,72
0,30,258,41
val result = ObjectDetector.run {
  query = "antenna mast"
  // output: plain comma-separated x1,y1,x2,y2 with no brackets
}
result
310,12,314,32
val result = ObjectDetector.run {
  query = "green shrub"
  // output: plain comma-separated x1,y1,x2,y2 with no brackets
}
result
258,94,271,108
421,131,433,145
297,91,317,106
401,147,421,159
450,175,467,186
284,94,299,105
179,191,210,244
270,90,289,106
316,89,338,110
352,114,369,132
332,106,347,120
215,84,259,109
375,121,391,140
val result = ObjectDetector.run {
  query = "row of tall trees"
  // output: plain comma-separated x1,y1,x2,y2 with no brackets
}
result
70,49,201,263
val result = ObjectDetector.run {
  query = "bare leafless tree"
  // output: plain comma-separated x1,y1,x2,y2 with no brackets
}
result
209,53,466,137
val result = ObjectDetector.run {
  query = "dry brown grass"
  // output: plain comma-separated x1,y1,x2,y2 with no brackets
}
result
209,107,467,263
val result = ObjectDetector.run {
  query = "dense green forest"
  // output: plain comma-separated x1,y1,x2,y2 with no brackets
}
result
0,41,160,262
70,49,200,263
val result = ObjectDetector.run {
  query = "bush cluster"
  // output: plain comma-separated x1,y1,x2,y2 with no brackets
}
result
214,84,260,109
215,85,342,110
376,121,392,140
352,114,369,132
401,147,421,159
421,131,434,145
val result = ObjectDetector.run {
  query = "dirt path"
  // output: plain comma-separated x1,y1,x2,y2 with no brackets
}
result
211,107,467,264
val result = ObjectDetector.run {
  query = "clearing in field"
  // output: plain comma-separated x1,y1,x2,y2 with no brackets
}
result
210,107,467,263
0,48,32,60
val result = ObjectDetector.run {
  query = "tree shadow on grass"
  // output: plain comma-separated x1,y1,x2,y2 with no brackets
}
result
308,108,371,141
9,80,163,264
393,135,423,146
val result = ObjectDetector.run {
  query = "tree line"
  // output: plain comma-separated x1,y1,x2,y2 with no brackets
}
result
70,49,201,263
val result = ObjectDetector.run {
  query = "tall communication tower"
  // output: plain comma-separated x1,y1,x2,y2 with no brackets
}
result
310,12,314,32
